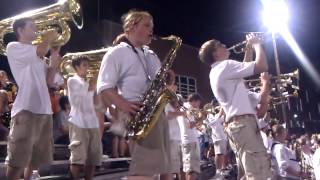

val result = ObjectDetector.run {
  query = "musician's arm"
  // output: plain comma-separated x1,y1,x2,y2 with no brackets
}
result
36,30,57,58
256,72,270,118
246,33,268,74
243,45,254,62
253,44,268,74
100,88,140,115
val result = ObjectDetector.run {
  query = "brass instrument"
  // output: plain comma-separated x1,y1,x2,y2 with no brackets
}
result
60,47,110,79
227,40,248,54
179,103,220,126
127,35,182,140
0,0,83,55
245,69,299,87
245,69,299,107
227,32,264,54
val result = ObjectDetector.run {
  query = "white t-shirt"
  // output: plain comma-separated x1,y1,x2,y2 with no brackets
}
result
209,60,257,122
302,151,314,168
67,75,99,128
260,131,272,152
177,102,199,144
97,42,161,101
207,114,227,142
271,142,300,179
164,103,181,141
313,148,320,180
6,42,52,117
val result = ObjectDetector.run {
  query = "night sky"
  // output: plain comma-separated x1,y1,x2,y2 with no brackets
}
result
1,0,320,124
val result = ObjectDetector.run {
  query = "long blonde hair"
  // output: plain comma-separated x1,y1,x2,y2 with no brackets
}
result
121,10,153,33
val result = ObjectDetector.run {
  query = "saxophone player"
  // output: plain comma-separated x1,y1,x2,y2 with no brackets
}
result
199,34,273,179
97,10,171,180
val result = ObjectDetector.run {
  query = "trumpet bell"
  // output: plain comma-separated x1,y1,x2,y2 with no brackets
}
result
65,0,83,29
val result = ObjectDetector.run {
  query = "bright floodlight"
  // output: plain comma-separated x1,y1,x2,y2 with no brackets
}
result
262,0,289,32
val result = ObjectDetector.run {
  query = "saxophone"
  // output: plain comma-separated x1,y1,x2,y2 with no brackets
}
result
126,35,182,140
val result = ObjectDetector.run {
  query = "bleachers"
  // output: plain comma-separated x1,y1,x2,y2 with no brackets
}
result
0,140,131,179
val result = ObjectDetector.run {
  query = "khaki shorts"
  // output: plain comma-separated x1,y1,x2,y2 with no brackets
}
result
6,110,53,168
226,115,273,179
214,139,228,155
169,140,182,173
68,123,102,166
128,113,171,176
181,142,201,174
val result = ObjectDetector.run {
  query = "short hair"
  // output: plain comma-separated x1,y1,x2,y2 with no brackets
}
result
0,70,7,77
187,93,202,103
121,10,153,33
59,96,69,111
198,39,221,66
297,135,309,146
271,124,286,138
12,17,33,39
71,55,90,70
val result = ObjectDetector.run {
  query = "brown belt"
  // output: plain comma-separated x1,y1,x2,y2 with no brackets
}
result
228,114,255,123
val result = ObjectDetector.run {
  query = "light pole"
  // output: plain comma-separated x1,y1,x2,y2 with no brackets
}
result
262,0,289,126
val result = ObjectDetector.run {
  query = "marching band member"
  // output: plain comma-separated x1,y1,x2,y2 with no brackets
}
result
67,56,102,180
199,33,273,179
177,93,202,180
97,10,171,180
206,106,229,177
6,17,60,180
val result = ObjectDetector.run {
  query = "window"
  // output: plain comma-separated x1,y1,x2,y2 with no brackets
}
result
175,75,197,98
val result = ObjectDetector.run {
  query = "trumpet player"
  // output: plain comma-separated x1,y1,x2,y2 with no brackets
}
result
177,93,202,180
161,70,184,180
199,33,273,179
67,56,102,180
206,105,229,177
5,18,61,180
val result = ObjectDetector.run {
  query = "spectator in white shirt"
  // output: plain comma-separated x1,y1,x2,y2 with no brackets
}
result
199,33,273,179
67,56,102,180
6,17,61,180
0,89,9,140
313,139,320,180
271,124,309,179
297,135,314,177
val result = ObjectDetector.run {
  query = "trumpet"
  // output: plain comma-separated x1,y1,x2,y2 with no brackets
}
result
179,102,220,125
227,40,247,54
245,69,300,92
245,69,299,84
269,90,299,107
0,0,83,55
227,32,264,54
